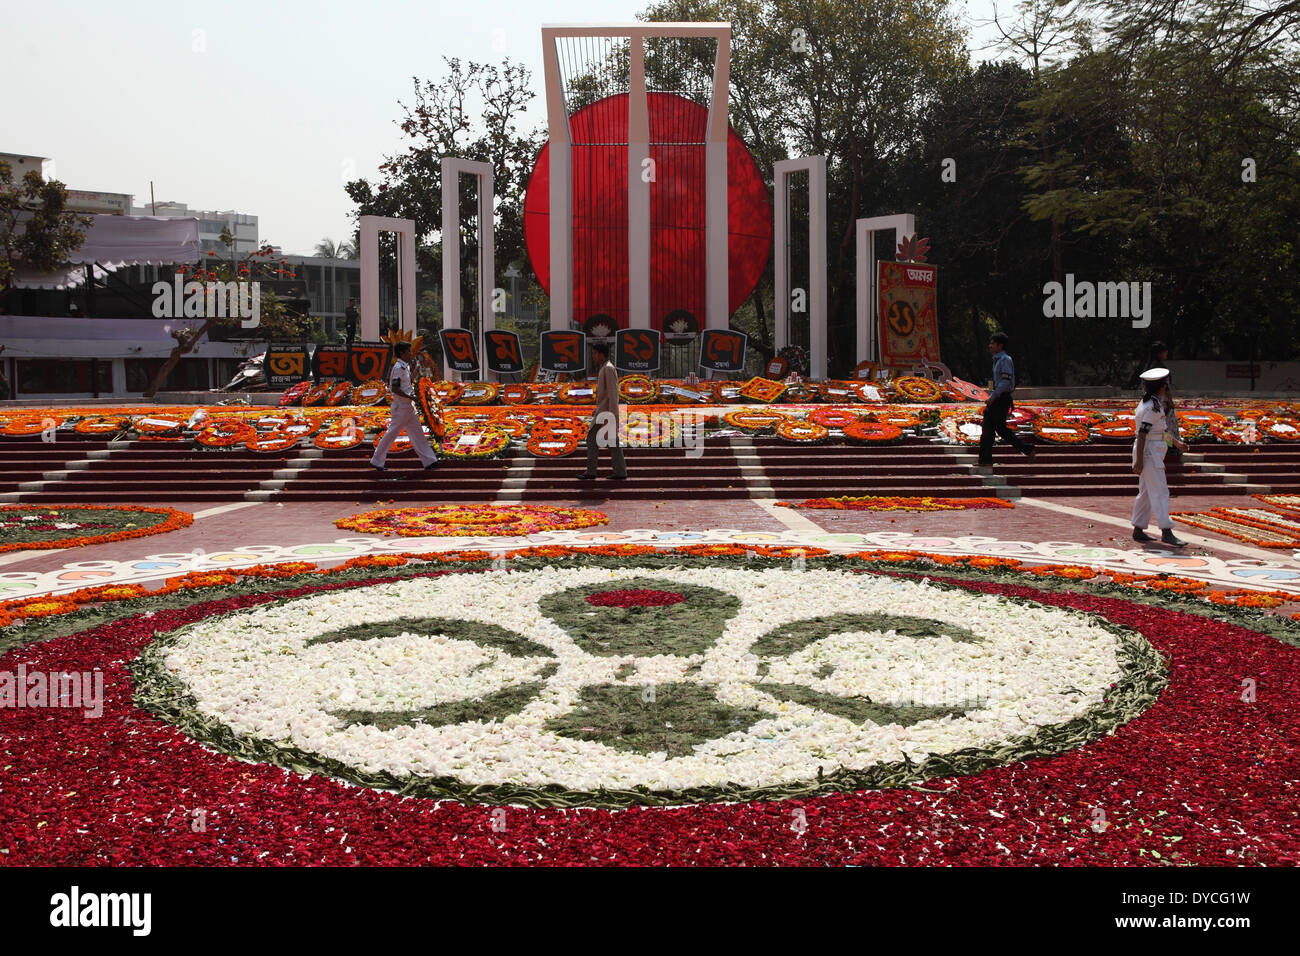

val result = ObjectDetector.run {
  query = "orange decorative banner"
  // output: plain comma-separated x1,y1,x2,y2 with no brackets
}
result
878,261,939,367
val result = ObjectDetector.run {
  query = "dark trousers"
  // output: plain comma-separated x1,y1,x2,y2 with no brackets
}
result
979,393,1031,464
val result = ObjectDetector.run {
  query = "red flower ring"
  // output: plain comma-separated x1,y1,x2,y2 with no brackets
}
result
1,572,1297,865
585,588,687,609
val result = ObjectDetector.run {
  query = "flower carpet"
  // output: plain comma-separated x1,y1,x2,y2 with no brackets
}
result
2,546,1298,864
335,504,610,538
777,496,1014,512
0,506,192,553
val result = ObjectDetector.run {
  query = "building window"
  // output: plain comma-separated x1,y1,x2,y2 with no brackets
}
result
17,360,113,394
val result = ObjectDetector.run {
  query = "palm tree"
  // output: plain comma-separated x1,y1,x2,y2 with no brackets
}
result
314,237,356,260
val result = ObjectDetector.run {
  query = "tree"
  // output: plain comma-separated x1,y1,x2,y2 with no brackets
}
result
345,58,545,342
1012,0,1300,368
0,159,92,295
142,234,315,397
314,237,356,259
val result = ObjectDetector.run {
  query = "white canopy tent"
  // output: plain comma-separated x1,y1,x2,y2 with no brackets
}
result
9,214,200,289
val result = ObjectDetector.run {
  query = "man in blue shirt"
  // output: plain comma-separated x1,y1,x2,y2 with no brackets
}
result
978,332,1035,466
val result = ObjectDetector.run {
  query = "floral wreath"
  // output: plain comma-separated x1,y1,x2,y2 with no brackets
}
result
864,410,922,430
279,381,313,407
1,415,64,437
246,433,300,454
938,414,983,445
618,374,659,404
501,383,532,405
619,414,681,448
526,431,580,457
457,382,501,406
1210,418,1260,444
739,377,787,404
1032,418,1090,444
943,378,989,403
892,376,944,404
558,381,598,405
439,426,511,460
195,419,257,448
844,420,905,444
1091,416,1136,440
351,380,390,406
774,419,830,443
324,380,354,406
810,407,860,429
777,344,808,375
1259,416,1300,442
722,409,785,433
300,382,333,407
72,416,130,436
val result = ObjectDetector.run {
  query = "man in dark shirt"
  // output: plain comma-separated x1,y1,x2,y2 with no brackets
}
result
978,332,1035,466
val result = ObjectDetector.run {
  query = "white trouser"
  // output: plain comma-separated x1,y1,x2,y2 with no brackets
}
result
1131,441,1169,530
370,400,438,468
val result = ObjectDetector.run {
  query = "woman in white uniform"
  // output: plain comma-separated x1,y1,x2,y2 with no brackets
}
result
1132,368,1188,546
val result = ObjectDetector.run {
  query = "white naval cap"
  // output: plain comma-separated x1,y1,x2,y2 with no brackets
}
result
1139,367,1170,382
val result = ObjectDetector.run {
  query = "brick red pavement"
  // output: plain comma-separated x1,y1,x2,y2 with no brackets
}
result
3,491,1293,577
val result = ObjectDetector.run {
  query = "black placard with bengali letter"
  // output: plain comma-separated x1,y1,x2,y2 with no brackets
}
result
540,330,586,374
264,345,310,387
698,329,748,372
615,328,661,373
484,330,525,374
439,328,480,375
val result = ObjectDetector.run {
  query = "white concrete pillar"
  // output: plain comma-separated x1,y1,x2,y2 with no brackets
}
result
855,214,915,364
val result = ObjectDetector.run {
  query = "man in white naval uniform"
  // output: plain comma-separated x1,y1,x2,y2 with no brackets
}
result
370,342,438,475
1131,368,1187,546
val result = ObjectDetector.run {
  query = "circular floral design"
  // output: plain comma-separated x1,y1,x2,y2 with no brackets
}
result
279,381,312,407
558,382,598,405
892,376,944,403
3,548,1298,862
722,410,784,433
775,419,829,443
73,416,130,435
300,382,333,406
325,381,354,406
0,504,192,552
335,504,609,538
619,375,659,404
810,407,859,429
138,566,1160,804
351,380,389,406
439,426,511,460
845,420,905,444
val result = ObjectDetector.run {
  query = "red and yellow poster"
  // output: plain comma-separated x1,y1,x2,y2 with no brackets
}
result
878,261,939,366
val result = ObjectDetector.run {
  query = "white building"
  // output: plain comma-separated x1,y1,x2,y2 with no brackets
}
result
131,201,258,256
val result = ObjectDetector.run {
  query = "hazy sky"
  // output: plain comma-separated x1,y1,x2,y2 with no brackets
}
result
8,0,1005,255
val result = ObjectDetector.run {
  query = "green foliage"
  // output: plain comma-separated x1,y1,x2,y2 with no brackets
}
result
0,159,92,293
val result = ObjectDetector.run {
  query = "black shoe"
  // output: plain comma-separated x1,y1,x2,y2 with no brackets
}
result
610,473,628,480
577,472,597,480
1024,443,1036,459
1133,527,1155,542
370,464,387,476
1160,529,1188,547
423,460,439,470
